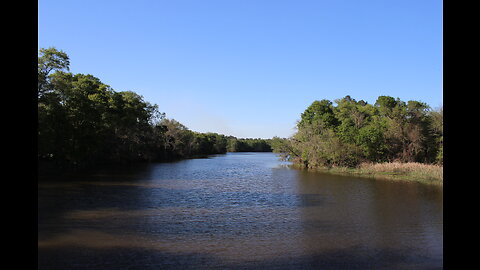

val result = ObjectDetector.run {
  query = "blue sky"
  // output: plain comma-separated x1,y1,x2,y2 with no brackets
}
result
38,0,442,139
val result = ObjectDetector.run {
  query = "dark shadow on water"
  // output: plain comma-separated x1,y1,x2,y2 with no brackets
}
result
38,245,442,270
38,185,327,239
39,185,326,225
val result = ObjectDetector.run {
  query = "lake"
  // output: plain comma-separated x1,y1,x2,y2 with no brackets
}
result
38,152,443,269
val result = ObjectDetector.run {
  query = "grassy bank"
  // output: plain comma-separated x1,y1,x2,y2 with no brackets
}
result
296,162,443,185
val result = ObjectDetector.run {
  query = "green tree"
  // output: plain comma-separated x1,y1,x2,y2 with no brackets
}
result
38,47,70,98
298,99,339,129
429,106,443,164
275,95,442,169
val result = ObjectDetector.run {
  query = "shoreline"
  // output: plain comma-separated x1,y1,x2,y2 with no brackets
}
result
290,162,443,185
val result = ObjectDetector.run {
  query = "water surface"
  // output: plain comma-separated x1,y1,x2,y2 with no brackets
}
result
38,152,443,269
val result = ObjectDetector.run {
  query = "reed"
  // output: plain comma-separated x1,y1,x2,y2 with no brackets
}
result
310,162,443,184
359,162,442,181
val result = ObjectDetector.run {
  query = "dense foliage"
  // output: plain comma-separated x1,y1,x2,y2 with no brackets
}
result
38,48,271,171
39,47,442,172
271,96,443,168
227,137,272,152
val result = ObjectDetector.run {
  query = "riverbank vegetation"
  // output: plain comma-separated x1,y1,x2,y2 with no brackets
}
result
271,95,443,183
38,47,442,183
38,47,271,171
293,162,443,184
227,138,272,152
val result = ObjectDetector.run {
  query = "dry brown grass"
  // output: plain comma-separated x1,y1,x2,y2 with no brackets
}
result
307,161,444,184
357,162,443,183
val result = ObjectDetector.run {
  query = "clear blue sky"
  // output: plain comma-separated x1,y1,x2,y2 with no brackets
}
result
38,0,442,139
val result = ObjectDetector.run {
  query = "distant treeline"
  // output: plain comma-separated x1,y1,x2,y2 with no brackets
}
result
38,48,271,171
227,138,272,152
271,95,443,168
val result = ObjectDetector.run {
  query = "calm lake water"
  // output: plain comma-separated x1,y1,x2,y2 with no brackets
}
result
38,152,443,269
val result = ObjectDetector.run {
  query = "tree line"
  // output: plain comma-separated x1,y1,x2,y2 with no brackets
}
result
227,138,272,152
38,47,271,171
271,95,443,169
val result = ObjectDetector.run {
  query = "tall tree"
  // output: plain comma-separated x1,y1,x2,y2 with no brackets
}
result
38,47,70,98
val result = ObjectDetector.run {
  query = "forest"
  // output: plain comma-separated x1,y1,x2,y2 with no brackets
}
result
38,47,271,171
271,95,443,169
38,47,442,175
